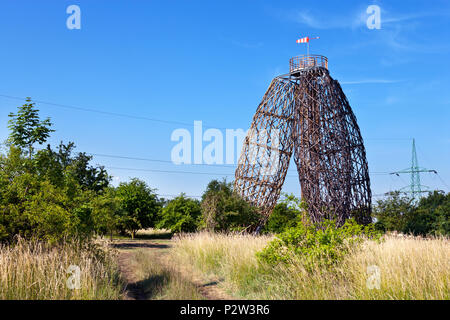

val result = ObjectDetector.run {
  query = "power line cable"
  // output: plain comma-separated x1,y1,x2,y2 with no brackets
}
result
105,165,391,177
436,173,450,191
158,192,389,200
157,193,202,199
88,152,236,168
87,152,394,174
0,93,229,130
107,166,235,176
34,147,392,176
0,93,419,140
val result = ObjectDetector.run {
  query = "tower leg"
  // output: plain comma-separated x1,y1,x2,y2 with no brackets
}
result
234,78,298,227
293,68,371,225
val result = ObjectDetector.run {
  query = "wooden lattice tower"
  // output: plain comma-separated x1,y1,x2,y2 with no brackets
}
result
235,55,372,228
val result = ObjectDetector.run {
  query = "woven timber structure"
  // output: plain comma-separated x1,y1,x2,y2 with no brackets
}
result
234,55,371,228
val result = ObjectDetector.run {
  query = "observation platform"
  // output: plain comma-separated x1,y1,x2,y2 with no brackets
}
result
289,55,328,74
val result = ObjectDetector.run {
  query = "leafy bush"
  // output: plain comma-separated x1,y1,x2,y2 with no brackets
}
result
157,194,202,233
34,142,109,193
374,191,450,236
257,218,380,271
404,191,450,235
200,179,259,231
373,191,414,232
263,203,296,233
0,146,97,243
91,188,124,240
263,194,306,233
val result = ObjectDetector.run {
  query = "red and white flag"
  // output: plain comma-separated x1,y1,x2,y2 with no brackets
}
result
296,37,309,43
296,36,319,44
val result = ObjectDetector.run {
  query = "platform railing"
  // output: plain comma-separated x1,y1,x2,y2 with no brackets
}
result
289,55,328,72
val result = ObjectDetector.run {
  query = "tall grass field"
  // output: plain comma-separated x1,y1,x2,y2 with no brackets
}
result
0,238,124,300
171,232,449,300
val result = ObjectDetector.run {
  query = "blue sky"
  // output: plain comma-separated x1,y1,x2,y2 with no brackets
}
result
0,0,449,201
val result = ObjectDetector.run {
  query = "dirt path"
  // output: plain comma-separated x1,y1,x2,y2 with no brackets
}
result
117,251,147,300
113,239,233,300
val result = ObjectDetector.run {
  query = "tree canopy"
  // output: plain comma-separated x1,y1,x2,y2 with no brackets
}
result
157,194,202,233
374,191,450,236
8,97,54,158
116,178,161,238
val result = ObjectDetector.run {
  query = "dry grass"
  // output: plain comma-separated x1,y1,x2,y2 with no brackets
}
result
171,232,450,300
171,232,273,298
172,232,271,275
0,238,124,300
129,249,204,300
135,228,172,237
340,235,450,299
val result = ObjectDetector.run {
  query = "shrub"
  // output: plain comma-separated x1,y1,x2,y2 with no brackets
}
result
257,218,380,271
0,153,96,243
91,188,123,240
263,194,306,234
374,191,450,236
263,203,297,233
157,194,202,233
373,191,414,232
200,179,259,231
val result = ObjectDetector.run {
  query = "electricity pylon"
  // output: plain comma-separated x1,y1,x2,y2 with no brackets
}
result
390,139,437,200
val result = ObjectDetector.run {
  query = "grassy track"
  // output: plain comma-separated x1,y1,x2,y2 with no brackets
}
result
113,239,231,300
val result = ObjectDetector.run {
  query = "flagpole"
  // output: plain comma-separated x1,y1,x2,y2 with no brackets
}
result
296,36,319,57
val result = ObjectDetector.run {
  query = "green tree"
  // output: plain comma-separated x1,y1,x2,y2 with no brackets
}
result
373,191,450,236
34,142,110,192
262,194,310,233
116,178,161,238
373,191,414,232
201,179,259,231
264,205,296,233
91,188,123,240
8,98,54,159
157,194,202,233
0,102,111,243
404,191,450,236
0,146,89,243
0,146,35,241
